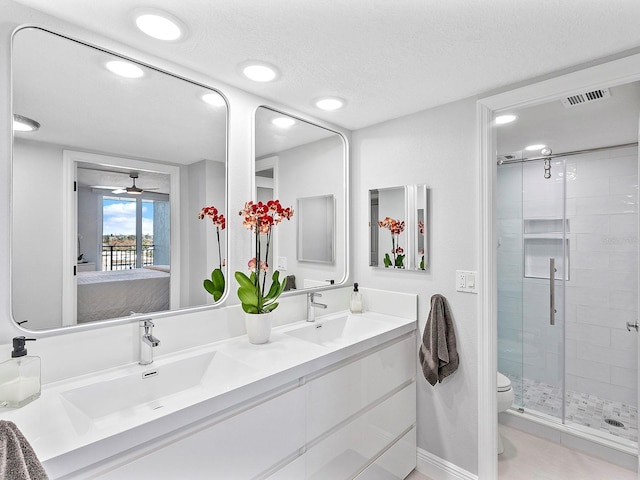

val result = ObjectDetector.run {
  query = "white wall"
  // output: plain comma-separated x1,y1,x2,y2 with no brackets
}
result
77,186,101,266
277,135,346,286
12,139,64,330
182,160,226,308
352,98,479,475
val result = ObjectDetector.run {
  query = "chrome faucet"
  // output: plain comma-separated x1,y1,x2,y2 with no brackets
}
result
139,319,160,365
307,292,327,322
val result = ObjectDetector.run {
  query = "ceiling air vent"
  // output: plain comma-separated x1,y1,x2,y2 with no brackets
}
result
561,88,610,108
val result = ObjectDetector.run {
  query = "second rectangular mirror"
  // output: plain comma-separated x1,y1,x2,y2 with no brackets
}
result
369,185,428,271
254,106,347,290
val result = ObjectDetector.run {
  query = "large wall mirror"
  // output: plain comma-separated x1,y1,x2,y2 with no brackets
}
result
254,106,347,290
369,185,428,271
11,28,228,331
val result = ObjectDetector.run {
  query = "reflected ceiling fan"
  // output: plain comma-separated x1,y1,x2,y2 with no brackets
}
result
105,173,159,195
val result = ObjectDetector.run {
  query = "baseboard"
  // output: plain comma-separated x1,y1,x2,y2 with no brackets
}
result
416,448,478,480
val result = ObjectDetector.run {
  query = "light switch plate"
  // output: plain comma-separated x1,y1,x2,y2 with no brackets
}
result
277,256,287,271
456,270,478,294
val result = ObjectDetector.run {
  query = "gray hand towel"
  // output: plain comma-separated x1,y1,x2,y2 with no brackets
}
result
419,294,459,386
0,421,48,480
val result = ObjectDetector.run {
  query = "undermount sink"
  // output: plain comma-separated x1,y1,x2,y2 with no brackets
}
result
60,350,255,423
285,314,391,348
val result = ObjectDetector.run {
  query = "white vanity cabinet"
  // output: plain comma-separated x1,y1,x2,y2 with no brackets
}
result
54,323,416,479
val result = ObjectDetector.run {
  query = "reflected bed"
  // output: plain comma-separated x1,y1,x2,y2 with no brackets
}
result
77,268,170,323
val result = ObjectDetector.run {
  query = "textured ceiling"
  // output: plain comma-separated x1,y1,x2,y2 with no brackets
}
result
498,82,640,156
11,0,640,130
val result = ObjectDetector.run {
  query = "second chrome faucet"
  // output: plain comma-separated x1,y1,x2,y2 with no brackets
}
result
140,319,160,365
307,292,327,322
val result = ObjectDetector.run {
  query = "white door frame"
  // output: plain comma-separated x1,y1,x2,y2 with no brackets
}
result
477,54,640,479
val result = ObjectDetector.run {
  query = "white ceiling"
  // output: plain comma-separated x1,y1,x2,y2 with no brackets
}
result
497,82,640,157
12,27,226,166
12,0,640,131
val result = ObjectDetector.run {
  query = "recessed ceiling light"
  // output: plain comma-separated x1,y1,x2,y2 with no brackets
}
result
315,97,345,111
242,63,278,82
13,114,40,132
272,117,295,128
135,12,183,41
495,114,517,125
106,60,144,78
201,92,226,107
525,144,547,151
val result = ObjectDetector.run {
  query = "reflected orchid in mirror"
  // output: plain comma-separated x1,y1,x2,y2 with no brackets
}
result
199,205,227,301
235,200,294,314
378,216,405,268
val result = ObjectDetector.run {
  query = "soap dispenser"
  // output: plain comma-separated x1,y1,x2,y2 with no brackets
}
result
0,337,41,408
350,283,363,313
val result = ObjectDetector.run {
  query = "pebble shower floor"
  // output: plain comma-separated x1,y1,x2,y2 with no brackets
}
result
507,375,638,443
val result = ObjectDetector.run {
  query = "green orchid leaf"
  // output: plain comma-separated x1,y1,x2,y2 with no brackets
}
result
203,279,221,298
241,303,259,314
237,286,259,307
203,278,215,295
384,253,392,267
264,270,284,300
211,268,225,291
235,271,254,289
262,302,279,313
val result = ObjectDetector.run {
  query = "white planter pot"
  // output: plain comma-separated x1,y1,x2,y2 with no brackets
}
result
244,312,272,344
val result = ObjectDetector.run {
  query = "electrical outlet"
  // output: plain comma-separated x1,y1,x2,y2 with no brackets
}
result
456,270,478,294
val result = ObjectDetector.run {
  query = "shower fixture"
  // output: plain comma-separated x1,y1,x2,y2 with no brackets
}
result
543,147,552,179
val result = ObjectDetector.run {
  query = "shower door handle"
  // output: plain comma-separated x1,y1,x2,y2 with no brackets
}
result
626,321,638,332
549,258,556,326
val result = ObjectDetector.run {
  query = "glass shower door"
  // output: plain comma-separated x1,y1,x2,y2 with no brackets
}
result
520,158,566,421
497,157,566,418
497,161,525,407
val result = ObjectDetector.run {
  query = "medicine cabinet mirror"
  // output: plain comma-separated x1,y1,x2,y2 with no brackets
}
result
11,27,228,331
369,185,428,271
254,106,347,290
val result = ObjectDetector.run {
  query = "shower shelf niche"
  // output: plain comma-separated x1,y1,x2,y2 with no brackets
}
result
523,218,570,280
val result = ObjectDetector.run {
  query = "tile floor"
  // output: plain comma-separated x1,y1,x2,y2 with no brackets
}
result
498,424,637,479
508,375,638,443
405,423,637,480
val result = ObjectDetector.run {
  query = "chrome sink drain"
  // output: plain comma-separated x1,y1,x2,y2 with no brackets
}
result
604,418,625,428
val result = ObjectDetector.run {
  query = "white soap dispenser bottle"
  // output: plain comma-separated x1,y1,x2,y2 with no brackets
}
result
350,283,363,313
0,337,41,408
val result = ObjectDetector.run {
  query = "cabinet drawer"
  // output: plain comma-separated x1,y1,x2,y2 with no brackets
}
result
307,335,415,441
355,427,416,480
95,386,306,480
306,382,415,480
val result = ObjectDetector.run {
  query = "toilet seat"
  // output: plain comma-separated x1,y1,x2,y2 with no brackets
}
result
497,372,511,392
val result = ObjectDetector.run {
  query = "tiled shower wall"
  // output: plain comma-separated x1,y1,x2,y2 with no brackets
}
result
498,146,638,407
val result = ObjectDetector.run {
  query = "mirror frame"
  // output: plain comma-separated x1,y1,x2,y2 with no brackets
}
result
369,184,429,271
253,105,350,294
10,26,230,333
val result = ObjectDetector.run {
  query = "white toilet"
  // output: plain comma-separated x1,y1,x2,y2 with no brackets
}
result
497,372,514,455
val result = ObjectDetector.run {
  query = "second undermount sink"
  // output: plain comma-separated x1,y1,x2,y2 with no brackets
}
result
285,314,391,348
60,349,255,423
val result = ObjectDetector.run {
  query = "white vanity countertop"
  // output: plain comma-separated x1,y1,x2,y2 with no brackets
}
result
0,310,416,477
